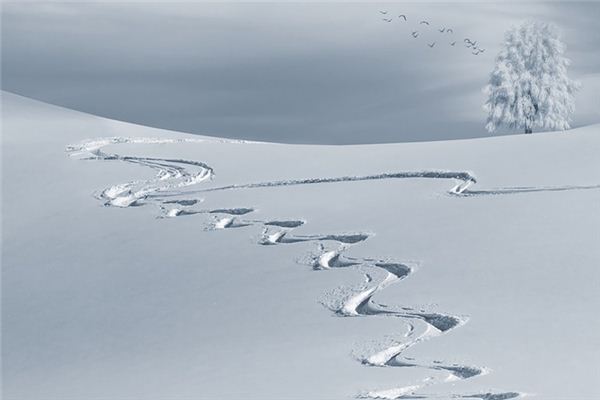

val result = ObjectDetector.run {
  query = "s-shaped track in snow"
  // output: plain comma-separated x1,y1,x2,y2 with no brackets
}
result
67,136,599,399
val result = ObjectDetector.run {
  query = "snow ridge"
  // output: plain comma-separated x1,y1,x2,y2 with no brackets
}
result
67,135,598,399
67,137,217,207
172,170,478,196
154,168,599,198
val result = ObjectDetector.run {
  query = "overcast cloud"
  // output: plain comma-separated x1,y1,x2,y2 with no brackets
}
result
2,2,599,144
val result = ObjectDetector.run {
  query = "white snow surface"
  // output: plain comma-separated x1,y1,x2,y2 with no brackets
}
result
2,91,600,400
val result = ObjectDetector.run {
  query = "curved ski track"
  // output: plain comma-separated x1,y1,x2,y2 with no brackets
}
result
66,136,598,399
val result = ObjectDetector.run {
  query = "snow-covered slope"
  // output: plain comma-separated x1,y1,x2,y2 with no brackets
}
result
3,91,599,400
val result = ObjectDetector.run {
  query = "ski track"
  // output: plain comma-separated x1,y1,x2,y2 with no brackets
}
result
64,136,600,399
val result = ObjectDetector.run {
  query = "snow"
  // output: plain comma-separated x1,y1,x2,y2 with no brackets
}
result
214,217,234,230
316,250,338,270
363,384,422,399
2,91,600,400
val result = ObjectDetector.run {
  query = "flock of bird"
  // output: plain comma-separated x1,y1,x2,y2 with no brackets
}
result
379,10,485,55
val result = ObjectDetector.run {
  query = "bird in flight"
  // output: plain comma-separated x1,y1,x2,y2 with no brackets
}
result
428,42,436,48
446,28,454,34
398,14,407,21
472,49,482,55
420,20,430,25
379,10,388,14
411,31,419,38
464,38,477,48
450,41,456,46
382,18,392,22
438,27,446,33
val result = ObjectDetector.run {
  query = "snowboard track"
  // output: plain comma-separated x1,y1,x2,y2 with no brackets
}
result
65,136,599,399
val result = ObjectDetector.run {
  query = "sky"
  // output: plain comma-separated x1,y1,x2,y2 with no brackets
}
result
2,1,599,144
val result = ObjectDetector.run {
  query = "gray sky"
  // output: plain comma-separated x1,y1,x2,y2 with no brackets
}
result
2,1,599,144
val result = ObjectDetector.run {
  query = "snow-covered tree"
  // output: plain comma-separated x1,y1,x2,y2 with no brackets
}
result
483,21,579,134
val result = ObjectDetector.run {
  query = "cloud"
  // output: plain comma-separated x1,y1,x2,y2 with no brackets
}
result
2,2,598,144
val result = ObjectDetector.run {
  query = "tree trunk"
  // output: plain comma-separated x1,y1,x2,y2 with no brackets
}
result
525,127,533,134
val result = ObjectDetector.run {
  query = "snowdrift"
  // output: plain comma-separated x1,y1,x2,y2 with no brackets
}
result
3,91,599,400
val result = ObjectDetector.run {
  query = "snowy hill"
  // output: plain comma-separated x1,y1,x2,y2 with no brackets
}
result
3,91,599,400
